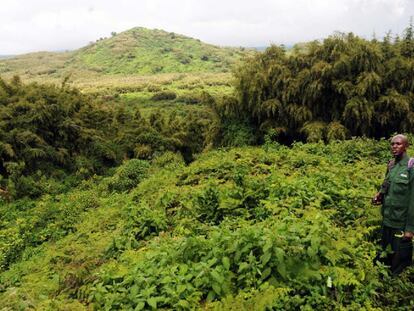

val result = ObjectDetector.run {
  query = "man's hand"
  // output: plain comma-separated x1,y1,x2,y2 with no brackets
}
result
403,231,414,240
372,192,383,205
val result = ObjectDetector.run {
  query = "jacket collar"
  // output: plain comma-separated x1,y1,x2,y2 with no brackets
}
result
395,153,409,165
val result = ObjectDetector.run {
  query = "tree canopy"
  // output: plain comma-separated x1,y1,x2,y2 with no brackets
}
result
0,77,214,199
222,24,414,143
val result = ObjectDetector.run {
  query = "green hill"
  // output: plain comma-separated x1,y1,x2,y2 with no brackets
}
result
0,51,72,78
73,27,250,74
0,27,252,82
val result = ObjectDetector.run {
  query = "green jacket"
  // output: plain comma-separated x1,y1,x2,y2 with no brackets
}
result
381,154,414,232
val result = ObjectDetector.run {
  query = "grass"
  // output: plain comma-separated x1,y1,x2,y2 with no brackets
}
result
113,72,234,116
75,27,250,75
0,27,254,91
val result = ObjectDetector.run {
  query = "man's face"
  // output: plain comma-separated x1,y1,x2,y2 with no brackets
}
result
391,136,408,157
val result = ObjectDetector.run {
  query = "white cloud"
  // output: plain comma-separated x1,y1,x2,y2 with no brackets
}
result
0,0,413,54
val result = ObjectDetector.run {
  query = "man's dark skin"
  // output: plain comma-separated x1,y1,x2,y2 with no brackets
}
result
373,134,414,240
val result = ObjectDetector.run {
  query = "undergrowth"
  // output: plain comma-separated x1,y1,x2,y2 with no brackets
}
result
1,139,413,310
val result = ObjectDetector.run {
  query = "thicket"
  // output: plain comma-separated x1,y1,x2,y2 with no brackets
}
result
1,140,413,310
218,23,414,144
0,76,119,199
0,77,215,200
3,24,414,310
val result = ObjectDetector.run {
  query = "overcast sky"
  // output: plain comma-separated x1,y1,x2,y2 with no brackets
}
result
1,0,413,55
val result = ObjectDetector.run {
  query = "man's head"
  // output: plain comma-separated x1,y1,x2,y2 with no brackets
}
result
390,134,409,158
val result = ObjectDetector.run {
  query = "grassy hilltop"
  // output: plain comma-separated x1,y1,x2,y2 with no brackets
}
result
73,27,249,74
0,27,252,87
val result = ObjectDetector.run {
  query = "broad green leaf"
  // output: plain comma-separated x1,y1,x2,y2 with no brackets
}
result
212,283,221,295
147,297,157,309
177,284,186,294
135,302,145,311
238,262,249,273
261,267,272,280
261,252,272,265
211,270,224,284
277,262,287,279
206,290,216,302
130,285,139,297
222,256,230,270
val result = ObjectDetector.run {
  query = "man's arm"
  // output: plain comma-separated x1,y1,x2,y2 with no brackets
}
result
372,163,391,205
405,174,414,239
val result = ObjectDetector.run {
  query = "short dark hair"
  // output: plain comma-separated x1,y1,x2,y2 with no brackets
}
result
391,134,409,146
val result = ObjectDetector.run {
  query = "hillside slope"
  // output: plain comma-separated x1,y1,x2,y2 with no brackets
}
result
0,27,251,82
2,140,413,310
72,27,249,74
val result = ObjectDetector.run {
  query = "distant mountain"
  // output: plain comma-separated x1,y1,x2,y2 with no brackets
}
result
250,44,296,51
0,27,254,80
250,46,268,51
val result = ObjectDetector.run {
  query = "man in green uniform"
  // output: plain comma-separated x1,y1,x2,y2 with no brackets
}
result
373,134,414,274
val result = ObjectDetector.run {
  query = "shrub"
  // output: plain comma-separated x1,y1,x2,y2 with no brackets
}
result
221,119,256,147
108,159,150,192
147,84,162,92
127,202,168,241
152,66,164,73
151,90,177,101
176,93,201,104
151,151,185,169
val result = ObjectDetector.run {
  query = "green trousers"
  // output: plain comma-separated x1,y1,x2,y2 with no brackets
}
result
379,226,413,275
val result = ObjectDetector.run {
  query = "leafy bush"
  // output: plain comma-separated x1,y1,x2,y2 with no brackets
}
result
126,202,168,241
220,119,256,147
151,151,185,169
0,77,121,199
222,23,414,143
176,93,201,104
108,159,150,192
2,139,412,310
73,140,395,310
151,90,177,101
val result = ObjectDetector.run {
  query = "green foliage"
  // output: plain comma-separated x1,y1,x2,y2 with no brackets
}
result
0,27,253,83
151,90,177,101
194,185,221,224
108,159,150,192
176,92,202,104
1,139,413,310
151,151,185,170
75,27,251,75
0,187,101,271
0,77,120,198
0,77,218,199
221,23,414,143
126,201,169,241
3,25,414,311
79,140,401,310
220,118,256,147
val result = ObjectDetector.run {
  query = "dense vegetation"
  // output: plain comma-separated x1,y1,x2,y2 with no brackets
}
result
220,24,414,143
0,76,116,199
2,24,414,310
75,27,250,75
3,139,414,310
0,77,215,200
